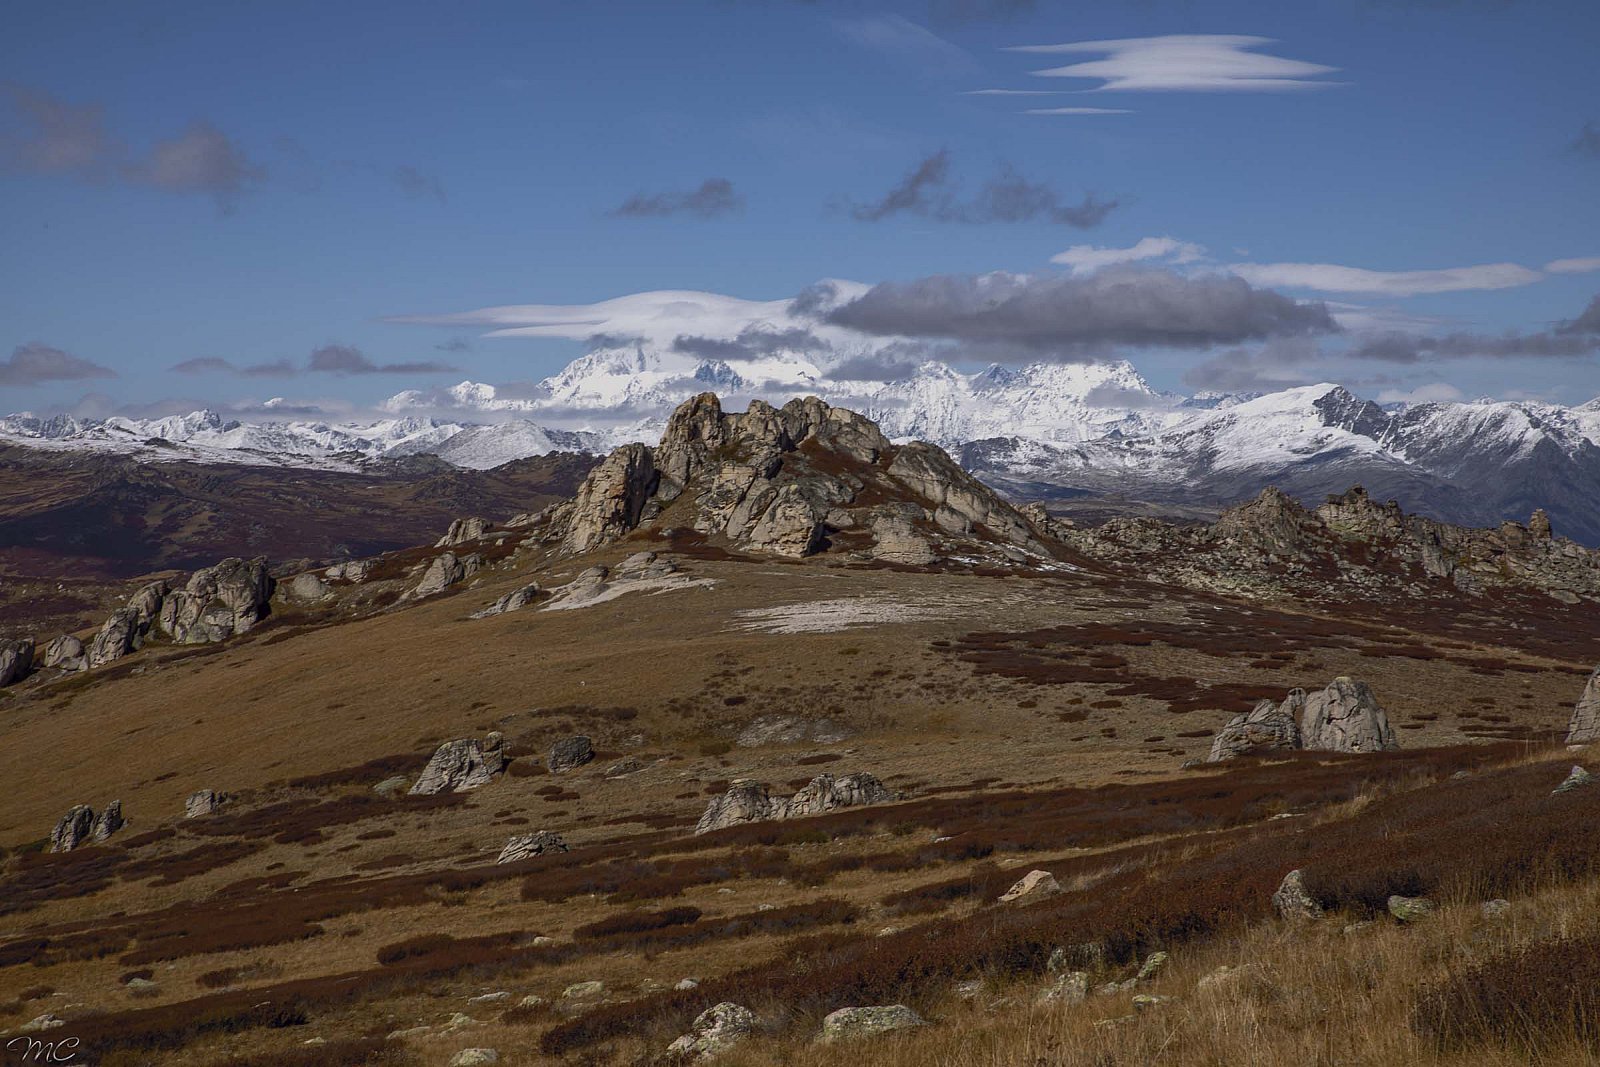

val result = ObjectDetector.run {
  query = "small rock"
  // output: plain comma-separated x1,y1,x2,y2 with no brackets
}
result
1342,921,1375,935
437,517,490,547
518,994,547,1008
1553,765,1596,795
386,1025,431,1039
605,757,643,778
1135,952,1169,982
562,981,605,1000
955,980,984,1000
819,1005,926,1042
1038,971,1089,1004
285,572,333,602
667,1001,757,1058
998,869,1062,905
467,991,510,1005
21,1013,65,1032
126,977,159,993
1388,895,1436,922
0,637,35,686
1272,869,1324,921
185,789,225,818
1093,1014,1137,1030
472,582,542,618
548,735,595,773
675,979,700,991
1481,898,1512,919
496,831,569,863
1132,994,1172,1012
448,1050,500,1067
531,936,556,946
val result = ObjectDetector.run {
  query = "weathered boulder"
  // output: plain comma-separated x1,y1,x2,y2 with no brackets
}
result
471,583,542,618
695,773,896,834
1566,667,1600,744
437,517,490,547
1387,895,1435,922
0,637,33,686
1039,970,1090,1004
1299,677,1398,753
869,513,939,566
548,735,595,773
185,789,226,818
409,733,507,795
157,557,275,643
41,634,86,672
284,572,333,602
998,869,1063,905
325,559,374,583
448,1050,499,1067
696,779,785,834
128,579,171,625
667,1002,757,1059
819,1005,926,1043
1272,869,1324,921
49,805,96,852
1207,692,1304,762
87,608,143,668
561,443,658,554
496,831,569,863
735,715,852,747
1135,952,1170,982
91,800,124,843
407,552,483,600
1553,764,1596,795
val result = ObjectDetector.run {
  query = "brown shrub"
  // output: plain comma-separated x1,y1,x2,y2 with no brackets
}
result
574,906,703,940
1414,933,1600,1053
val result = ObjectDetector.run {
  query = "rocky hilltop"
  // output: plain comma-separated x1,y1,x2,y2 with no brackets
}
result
544,393,1056,568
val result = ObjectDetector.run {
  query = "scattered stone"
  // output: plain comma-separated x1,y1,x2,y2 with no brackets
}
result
185,789,225,818
387,1025,431,1039
735,715,853,747
472,582,542,618
441,1013,477,1031
373,776,409,798
409,733,507,795
0,637,34,686
496,831,569,863
126,977,160,993
40,634,85,672
325,559,374,583
531,936,556,947
998,870,1063,905
90,800,124,843
448,1050,500,1067
562,981,605,1000
548,735,595,773
667,1002,757,1059
1206,693,1303,762
1132,994,1173,1012
20,1013,65,1032
604,757,643,778
49,805,96,853
1553,765,1596,795
437,517,490,547
1272,869,1324,921
284,572,333,602
819,1005,926,1043
1388,895,1436,923
695,772,896,834
1038,971,1089,1004
518,994,547,1008
1567,666,1600,744
1135,952,1169,982
467,992,510,1005
675,979,700,991
1481,899,1512,919
407,552,483,600
157,557,275,643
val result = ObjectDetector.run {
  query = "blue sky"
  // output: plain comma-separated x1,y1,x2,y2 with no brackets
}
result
2,0,1598,417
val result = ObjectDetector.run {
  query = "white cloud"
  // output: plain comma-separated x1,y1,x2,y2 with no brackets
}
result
1227,261,1545,296
1051,235,1205,273
1376,383,1467,405
1545,256,1600,275
835,15,979,75
1011,35,1339,93
963,88,1066,96
1024,107,1133,116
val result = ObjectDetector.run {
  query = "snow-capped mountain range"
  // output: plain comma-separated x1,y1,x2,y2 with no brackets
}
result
6,341,1600,542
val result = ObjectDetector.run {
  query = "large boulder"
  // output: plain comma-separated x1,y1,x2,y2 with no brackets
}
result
548,735,595,773
1206,692,1304,762
471,583,542,618
284,572,333,602
0,637,33,686
41,634,86,672
49,805,96,853
819,1005,926,1043
86,608,143,668
561,443,659,554
667,1002,757,1059
1566,666,1600,744
185,789,226,818
1299,677,1398,753
869,513,939,566
325,559,374,583
696,779,785,834
998,870,1063,905
91,800,124,843
695,773,896,835
128,579,171,624
496,831,569,863
1271,868,1324,921
157,558,275,643
436,517,490,547
409,733,507,795
406,552,482,600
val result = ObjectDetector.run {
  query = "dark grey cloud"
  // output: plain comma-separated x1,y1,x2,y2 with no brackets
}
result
124,120,264,210
825,269,1338,356
170,356,237,374
611,177,743,219
435,337,473,353
0,342,118,386
1559,293,1600,335
0,83,117,178
848,149,1116,228
242,359,297,378
1083,383,1176,410
1181,338,1326,393
788,281,842,318
671,326,827,361
1349,309,1600,362
1569,121,1600,160
308,344,457,375
827,352,924,382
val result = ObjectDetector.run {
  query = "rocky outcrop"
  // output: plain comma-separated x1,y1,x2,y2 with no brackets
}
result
92,800,124,842
496,831,569,863
407,552,483,600
0,637,33,686
40,634,85,672
555,394,1050,566
735,715,853,747
668,1002,757,1059
284,572,333,602
436,516,490,547
548,735,594,773
325,559,374,583
695,772,896,834
49,805,96,853
157,558,275,643
1204,678,1396,761
471,582,542,618
1206,692,1304,762
819,1005,926,1042
87,608,144,668
1566,667,1600,744
409,733,507,795
185,789,226,818
998,870,1063,905
1553,765,1595,794
1300,677,1397,753
1272,869,1323,921
1387,895,1435,922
